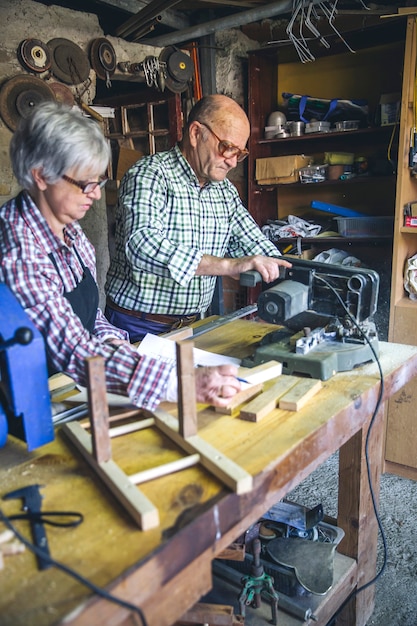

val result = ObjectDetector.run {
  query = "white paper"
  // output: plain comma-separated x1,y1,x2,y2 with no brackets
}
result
138,333,241,367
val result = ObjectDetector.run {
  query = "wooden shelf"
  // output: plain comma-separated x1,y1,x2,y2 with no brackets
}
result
258,125,396,146
255,174,394,190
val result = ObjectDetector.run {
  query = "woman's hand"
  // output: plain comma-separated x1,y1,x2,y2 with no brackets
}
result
195,364,241,407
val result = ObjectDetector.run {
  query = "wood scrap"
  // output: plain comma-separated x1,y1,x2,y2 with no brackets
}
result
279,378,322,411
214,382,264,415
240,375,299,422
238,359,283,385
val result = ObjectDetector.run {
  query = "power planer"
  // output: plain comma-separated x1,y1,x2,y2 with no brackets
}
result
240,256,380,380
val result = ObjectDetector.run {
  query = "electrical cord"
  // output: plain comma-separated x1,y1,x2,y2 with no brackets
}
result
314,273,387,622
0,510,148,626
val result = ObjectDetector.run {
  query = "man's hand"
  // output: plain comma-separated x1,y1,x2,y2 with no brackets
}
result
195,364,242,407
197,254,292,284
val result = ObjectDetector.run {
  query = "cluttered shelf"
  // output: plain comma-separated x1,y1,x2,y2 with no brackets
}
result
253,174,395,190
257,124,397,146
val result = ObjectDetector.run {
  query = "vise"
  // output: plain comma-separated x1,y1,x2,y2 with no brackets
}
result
0,284,54,451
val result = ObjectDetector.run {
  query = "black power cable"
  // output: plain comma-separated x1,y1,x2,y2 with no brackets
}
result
0,510,148,626
314,273,387,624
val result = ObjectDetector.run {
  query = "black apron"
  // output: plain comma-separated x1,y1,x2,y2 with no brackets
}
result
48,247,99,333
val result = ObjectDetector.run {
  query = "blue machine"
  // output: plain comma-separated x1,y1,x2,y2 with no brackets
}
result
0,284,54,450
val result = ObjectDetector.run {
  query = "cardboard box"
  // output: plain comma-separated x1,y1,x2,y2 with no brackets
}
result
255,155,311,185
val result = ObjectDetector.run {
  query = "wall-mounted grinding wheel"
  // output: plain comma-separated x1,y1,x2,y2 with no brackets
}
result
47,38,90,85
17,38,51,74
159,46,193,93
0,74,56,131
89,38,116,81
49,82,75,107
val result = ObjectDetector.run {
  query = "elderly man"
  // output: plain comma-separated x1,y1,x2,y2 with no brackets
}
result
105,94,291,342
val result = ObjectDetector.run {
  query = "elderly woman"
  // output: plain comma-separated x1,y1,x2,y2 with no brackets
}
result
0,102,240,410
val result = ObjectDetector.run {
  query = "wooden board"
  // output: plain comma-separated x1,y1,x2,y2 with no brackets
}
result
214,382,264,415
238,359,283,384
239,375,299,422
278,378,322,411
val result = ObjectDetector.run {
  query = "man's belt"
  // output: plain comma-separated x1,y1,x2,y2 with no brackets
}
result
106,298,198,327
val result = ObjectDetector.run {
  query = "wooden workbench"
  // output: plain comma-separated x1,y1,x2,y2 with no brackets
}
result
1,319,417,626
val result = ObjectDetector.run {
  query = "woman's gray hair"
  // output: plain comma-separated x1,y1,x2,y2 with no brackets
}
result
10,101,111,191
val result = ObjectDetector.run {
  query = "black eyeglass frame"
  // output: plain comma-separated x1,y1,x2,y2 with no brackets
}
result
200,122,249,162
62,174,108,194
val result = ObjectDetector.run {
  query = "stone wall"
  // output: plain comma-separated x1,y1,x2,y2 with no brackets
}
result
0,0,256,311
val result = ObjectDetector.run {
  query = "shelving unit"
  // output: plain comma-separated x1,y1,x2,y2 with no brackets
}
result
386,16,417,479
247,17,417,478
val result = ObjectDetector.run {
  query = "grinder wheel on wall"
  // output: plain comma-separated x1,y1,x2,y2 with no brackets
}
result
17,38,51,74
49,82,75,107
47,38,90,85
89,38,116,81
158,46,193,93
0,74,56,132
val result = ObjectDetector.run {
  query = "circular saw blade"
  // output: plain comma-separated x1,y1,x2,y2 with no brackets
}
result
17,38,51,73
47,38,90,85
89,38,116,80
0,74,56,131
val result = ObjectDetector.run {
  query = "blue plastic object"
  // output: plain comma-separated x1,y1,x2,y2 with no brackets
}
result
0,284,54,451
311,200,364,217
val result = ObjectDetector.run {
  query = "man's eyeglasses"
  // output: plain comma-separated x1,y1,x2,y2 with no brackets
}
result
200,122,249,163
62,174,108,194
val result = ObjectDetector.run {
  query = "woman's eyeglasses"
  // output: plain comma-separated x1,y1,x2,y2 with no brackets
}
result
62,174,108,194
200,122,249,162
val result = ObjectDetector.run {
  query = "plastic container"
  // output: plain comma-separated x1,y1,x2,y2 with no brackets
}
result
299,164,328,183
335,216,394,237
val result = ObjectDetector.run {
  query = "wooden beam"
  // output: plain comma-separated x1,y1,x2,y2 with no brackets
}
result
176,341,198,438
86,356,112,463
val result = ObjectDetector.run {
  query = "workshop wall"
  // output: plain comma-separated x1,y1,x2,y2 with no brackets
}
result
0,0,253,311
0,0,176,307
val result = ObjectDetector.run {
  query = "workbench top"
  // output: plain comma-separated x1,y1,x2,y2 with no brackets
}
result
1,321,417,626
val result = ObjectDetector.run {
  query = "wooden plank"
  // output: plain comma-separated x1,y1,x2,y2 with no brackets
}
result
129,453,200,485
153,409,253,494
85,356,112,463
239,375,299,422
214,382,264,415
62,422,159,530
176,341,198,438
238,359,283,385
278,378,322,411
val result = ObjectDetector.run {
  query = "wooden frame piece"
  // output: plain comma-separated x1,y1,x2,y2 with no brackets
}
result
62,341,253,530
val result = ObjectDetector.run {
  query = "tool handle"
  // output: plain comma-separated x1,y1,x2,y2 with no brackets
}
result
240,270,262,287
32,520,51,570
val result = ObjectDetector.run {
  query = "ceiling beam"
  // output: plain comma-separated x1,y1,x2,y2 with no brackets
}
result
142,0,296,46
93,0,191,30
